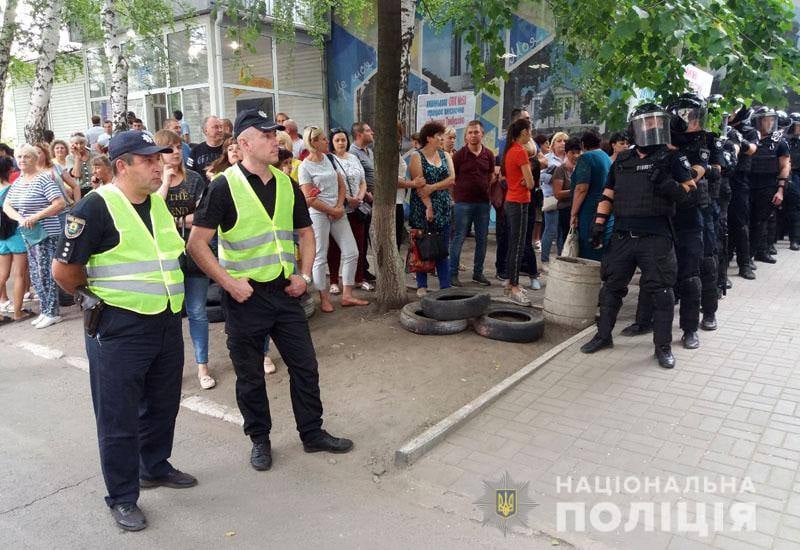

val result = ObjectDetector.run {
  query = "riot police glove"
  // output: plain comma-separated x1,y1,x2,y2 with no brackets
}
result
591,222,606,249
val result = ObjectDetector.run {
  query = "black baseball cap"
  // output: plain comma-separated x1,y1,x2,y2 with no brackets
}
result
234,109,285,138
108,130,172,161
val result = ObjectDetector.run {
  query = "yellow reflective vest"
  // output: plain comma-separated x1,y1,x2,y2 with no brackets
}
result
217,163,295,282
86,184,185,314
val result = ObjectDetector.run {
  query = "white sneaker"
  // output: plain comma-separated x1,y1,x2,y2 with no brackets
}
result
31,314,45,326
35,315,62,329
530,278,542,290
0,300,10,312
509,289,531,306
263,356,277,374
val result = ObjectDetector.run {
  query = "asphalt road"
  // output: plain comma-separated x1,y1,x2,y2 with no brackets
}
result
0,345,563,549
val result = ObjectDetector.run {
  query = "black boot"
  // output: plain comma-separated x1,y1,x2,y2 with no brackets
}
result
724,277,733,290
620,322,653,336
580,334,613,353
655,345,676,369
738,266,756,280
791,242,800,251
768,244,777,255
754,253,776,264
681,330,700,349
701,313,717,331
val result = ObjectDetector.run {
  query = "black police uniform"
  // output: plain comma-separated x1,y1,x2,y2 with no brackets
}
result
594,147,689,349
728,126,758,274
749,133,789,259
782,135,800,247
56,192,184,508
192,162,325,444
717,138,737,288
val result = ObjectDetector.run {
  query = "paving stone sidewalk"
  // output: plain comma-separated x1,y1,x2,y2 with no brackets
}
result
408,243,800,550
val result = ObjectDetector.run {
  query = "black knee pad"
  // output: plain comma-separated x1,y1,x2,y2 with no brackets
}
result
652,287,675,310
700,256,717,281
680,276,701,301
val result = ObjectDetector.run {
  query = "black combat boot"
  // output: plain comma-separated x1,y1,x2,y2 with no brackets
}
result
655,345,676,369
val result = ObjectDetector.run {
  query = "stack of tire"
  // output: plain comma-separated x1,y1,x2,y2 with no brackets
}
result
399,288,544,343
206,283,316,323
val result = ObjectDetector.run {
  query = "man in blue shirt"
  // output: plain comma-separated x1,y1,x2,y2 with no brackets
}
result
570,130,612,261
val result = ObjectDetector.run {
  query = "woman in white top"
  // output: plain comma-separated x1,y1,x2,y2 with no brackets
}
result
298,126,368,313
540,132,569,265
326,128,374,293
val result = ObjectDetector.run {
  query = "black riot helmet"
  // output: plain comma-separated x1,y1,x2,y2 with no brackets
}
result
787,112,800,135
776,110,791,130
628,103,672,147
751,106,778,136
666,92,707,133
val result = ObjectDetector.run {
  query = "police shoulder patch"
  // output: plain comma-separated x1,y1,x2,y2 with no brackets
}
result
65,215,86,239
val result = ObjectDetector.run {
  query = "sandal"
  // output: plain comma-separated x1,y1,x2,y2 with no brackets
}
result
329,284,341,295
199,374,216,390
320,301,335,313
359,281,375,291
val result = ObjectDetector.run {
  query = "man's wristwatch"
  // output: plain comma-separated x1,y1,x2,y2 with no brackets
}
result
300,273,312,285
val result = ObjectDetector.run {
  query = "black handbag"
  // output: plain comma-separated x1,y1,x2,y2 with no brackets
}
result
416,222,448,261
0,210,16,240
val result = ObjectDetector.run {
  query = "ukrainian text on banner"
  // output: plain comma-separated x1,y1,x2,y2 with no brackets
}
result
416,92,477,131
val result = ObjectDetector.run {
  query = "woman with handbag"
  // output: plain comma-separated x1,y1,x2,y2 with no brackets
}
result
326,128,373,294
553,137,583,254
501,119,536,306
154,129,217,390
3,144,66,328
299,126,368,313
0,157,30,320
408,121,456,297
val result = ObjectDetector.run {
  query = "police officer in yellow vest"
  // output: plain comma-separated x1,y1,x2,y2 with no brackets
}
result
188,110,353,471
53,131,197,532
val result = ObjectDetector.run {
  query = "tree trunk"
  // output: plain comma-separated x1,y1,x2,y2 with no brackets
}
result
374,0,406,311
101,0,129,133
0,0,19,133
397,0,416,133
23,0,63,144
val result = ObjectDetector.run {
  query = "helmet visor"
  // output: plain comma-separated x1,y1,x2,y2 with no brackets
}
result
675,107,705,129
631,112,672,147
754,115,777,135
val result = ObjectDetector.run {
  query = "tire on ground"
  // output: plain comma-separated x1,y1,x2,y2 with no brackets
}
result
399,301,468,335
207,305,225,324
420,288,491,321
473,305,545,343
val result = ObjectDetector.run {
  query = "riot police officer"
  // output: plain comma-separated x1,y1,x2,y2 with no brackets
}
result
783,113,800,250
52,131,197,532
749,107,790,263
727,107,758,278
717,124,737,292
580,104,695,369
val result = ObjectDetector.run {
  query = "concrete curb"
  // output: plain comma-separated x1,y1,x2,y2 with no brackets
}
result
394,324,595,467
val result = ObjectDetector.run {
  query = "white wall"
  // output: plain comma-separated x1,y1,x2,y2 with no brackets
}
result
12,76,89,142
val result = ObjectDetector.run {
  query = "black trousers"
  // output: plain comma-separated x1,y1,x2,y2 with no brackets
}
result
598,232,677,347
495,205,508,276
700,204,719,316
717,189,731,288
781,173,800,243
396,204,405,249
222,287,323,444
728,179,751,268
86,307,183,507
504,201,529,286
750,185,777,257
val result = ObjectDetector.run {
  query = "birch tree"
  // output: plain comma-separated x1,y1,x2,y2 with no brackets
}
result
23,0,64,144
0,0,19,132
101,0,129,132
397,0,416,129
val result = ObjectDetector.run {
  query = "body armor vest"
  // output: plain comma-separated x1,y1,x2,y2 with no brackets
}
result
613,149,676,218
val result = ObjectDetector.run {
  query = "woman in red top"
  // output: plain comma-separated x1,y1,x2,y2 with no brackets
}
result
501,118,536,306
